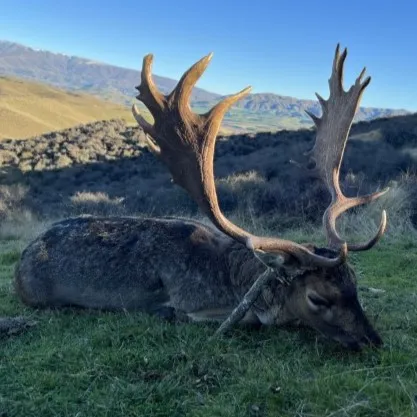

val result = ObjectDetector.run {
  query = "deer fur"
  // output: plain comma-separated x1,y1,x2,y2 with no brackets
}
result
15,215,382,350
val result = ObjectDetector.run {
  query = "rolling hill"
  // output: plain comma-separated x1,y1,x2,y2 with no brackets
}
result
0,76,136,139
0,40,410,134
226,93,409,125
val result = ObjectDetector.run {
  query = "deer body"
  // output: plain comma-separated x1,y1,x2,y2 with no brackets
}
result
15,215,382,349
14,45,389,350
15,216,289,325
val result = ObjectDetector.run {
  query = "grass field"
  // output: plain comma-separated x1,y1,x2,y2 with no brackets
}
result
0,77,136,139
0,229,416,417
192,105,310,134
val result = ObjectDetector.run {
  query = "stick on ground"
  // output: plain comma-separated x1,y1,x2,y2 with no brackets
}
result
215,268,274,336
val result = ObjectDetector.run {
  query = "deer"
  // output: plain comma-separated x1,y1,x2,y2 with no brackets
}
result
14,45,389,350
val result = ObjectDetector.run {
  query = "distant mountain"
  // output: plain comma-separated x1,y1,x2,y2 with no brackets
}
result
229,93,409,123
0,40,220,104
0,40,410,133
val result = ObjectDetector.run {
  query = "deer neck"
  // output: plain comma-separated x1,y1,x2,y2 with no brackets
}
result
226,243,295,326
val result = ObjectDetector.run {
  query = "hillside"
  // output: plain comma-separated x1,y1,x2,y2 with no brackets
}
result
1,113,416,229
0,40,410,133
0,76,136,139
229,93,409,125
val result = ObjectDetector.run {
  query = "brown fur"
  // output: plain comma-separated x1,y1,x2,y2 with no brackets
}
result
14,215,382,350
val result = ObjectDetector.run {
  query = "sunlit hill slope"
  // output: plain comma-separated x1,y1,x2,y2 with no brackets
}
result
0,76,135,139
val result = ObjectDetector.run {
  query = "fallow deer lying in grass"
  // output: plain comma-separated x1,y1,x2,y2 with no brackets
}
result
15,45,389,350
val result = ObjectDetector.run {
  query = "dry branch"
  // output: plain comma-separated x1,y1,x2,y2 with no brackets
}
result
214,267,275,336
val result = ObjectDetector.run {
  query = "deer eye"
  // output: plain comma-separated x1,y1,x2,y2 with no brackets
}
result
307,292,332,311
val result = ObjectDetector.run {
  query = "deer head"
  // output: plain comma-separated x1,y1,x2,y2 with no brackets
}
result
132,45,388,350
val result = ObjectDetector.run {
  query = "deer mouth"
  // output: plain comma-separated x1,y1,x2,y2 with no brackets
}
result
331,329,383,351
312,319,383,351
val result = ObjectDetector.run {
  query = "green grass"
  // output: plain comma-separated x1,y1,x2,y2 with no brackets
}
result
0,238,416,417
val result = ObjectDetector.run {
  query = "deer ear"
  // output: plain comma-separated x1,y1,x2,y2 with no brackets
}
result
301,243,316,252
252,249,286,269
246,238,303,269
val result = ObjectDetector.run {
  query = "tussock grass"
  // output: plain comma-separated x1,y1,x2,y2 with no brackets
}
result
1,117,417,230
218,172,417,250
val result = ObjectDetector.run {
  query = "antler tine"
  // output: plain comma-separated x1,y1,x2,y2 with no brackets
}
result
133,53,347,268
324,190,389,250
136,54,166,117
132,104,157,138
348,210,387,251
204,87,253,138
330,44,347,93
169,53,213,109
306,44,389,251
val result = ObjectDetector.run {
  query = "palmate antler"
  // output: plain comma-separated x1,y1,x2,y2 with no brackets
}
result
133,53,346,268
133,46,389,335
304,45,389,250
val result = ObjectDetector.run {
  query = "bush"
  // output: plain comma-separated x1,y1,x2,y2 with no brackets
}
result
1,118,416,234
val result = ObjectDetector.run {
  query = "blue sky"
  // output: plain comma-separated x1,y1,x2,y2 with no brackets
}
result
1,0,416,110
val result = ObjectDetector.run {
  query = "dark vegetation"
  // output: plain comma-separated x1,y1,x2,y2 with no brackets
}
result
1,113,417,230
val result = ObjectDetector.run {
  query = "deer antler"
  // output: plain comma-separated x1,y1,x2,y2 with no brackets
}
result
133,53,346,268
305,44,389,250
